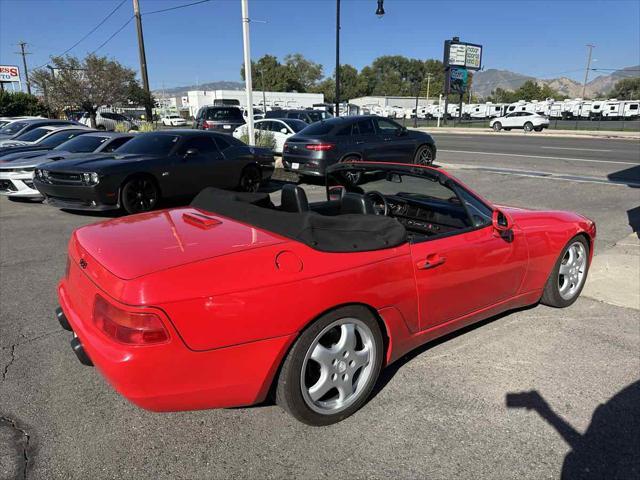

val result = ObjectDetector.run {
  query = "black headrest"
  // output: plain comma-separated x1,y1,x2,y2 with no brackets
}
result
340,192,375,215
281,184,309,213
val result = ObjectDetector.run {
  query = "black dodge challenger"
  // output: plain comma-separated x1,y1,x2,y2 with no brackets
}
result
33,130,275,214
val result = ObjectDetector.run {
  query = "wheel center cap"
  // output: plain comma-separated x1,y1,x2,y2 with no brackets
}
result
337,360,347,373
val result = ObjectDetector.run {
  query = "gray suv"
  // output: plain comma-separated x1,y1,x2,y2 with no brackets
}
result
282,115,436,178
193,106,245,134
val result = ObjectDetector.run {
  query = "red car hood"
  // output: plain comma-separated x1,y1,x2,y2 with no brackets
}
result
74,207,287,280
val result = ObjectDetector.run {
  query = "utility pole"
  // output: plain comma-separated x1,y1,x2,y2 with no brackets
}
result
260,69,267,112
582,44,595,99
17,41,31,94
334,0,340,117
241,0,255,144
132,0,152,121
425,73,432,101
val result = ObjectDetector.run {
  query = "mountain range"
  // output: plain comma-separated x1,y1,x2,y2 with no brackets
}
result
154,66,639,100
472,65,639,98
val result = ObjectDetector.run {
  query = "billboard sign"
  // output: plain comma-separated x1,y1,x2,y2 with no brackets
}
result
449,67,468,94
0,65,20,83
444,40,483,71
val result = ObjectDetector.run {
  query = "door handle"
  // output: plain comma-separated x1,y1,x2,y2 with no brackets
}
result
355,140,365,144
417,254,446,270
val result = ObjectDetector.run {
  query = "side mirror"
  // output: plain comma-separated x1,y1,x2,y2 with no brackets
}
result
398,126,408,136
492,209,513,236
328,185,345,202
280,128,288,134
184,148,199,158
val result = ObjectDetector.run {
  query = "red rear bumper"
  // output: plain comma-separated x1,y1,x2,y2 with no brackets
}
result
58,280,294,411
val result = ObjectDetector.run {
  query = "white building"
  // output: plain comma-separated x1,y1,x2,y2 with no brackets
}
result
185,90,324,117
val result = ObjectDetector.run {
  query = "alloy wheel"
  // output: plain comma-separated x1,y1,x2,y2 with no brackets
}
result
123,178,158,213
300,318,376,415
558,241,587,300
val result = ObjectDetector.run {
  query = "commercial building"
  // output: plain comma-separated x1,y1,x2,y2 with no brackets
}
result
185,90,324,117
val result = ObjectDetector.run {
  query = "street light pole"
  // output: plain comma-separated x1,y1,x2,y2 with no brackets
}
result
132,0,152,121
335,0,340,117
17,41,31,95
260,68,267,112
582,44,595,99
241,0,255,144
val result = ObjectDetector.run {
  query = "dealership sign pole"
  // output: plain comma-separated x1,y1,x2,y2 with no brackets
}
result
442,37,482,125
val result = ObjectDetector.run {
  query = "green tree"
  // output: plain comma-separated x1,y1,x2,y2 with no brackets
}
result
608,77,640,100
0,91,48,116
283,53,323,91
31,54,142,128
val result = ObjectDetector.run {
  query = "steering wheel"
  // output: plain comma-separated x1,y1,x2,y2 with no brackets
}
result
365,191,389,216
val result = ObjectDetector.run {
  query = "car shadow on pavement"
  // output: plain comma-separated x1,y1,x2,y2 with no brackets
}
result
627,206,640,239
607,165,640,188
368,304,538,402
505,381,640,479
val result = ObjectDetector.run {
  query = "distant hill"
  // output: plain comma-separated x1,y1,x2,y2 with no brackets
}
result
153,81,244,97
473,65,639,99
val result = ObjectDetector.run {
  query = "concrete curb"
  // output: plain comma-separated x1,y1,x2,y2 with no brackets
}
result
413,126,640,141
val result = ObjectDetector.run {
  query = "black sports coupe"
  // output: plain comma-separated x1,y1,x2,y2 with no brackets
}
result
33,130,275,214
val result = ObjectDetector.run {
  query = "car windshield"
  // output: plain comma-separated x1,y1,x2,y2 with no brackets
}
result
305,111,327,123
282,119,308,132
39,130,87,148
53,135,109,152
115,133,179,155
205,108,243,121
0,121,28,135
14,127,51,142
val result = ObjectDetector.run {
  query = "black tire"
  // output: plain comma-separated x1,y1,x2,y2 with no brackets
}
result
238,165,261,192
534,126,543,132
276,305,384,426
413,144,434,166
540,235,590,308
340,156,363,185
492,122,502,131
524,122,534,132
120,176,160,214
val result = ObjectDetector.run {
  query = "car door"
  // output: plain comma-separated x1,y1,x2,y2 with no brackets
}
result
408,180,528,331
372,117,415,162
172,136,225,195
268,120,289,153
352,118,382,161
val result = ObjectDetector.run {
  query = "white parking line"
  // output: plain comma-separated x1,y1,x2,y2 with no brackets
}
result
439,149,637,165
540,146,612,152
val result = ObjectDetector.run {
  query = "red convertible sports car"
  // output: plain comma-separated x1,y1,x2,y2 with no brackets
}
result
56,162,595,425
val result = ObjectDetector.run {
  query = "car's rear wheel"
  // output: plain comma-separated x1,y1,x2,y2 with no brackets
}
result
414,144,434,166
238,165,261,192
492,122,502,131
121,176,160,214
524,122,534,132
534,126,543,132
540,236,590,308
276,305,383,426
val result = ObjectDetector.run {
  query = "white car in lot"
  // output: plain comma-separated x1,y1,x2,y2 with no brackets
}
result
160,114,187,127
79,112,137,131
233,118,308,154
490,112,550,132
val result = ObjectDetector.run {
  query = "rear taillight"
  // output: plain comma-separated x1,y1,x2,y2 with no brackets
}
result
305,143,335,151
93,295,169,345
202,120,213,130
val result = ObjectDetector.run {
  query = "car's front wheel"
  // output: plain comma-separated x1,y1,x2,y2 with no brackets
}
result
492,122,502,131
524,122,534,132
540,236,590,308
121,176,160,214
276,305,384,426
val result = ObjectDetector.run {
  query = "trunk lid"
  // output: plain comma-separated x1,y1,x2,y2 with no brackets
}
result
74,207,286,280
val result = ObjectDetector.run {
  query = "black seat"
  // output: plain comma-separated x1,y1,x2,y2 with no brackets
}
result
340,192,375,215
280,184,309,213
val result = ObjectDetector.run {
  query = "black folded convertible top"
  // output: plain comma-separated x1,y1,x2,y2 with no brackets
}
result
190,187,407,253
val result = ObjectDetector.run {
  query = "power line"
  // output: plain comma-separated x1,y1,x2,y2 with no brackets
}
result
32,0,128,70
145,0,212,15
91,16,134,54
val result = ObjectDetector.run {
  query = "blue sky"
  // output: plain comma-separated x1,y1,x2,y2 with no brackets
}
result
1,0,639,89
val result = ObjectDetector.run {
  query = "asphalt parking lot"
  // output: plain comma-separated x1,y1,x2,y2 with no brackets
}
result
1,132,639,479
